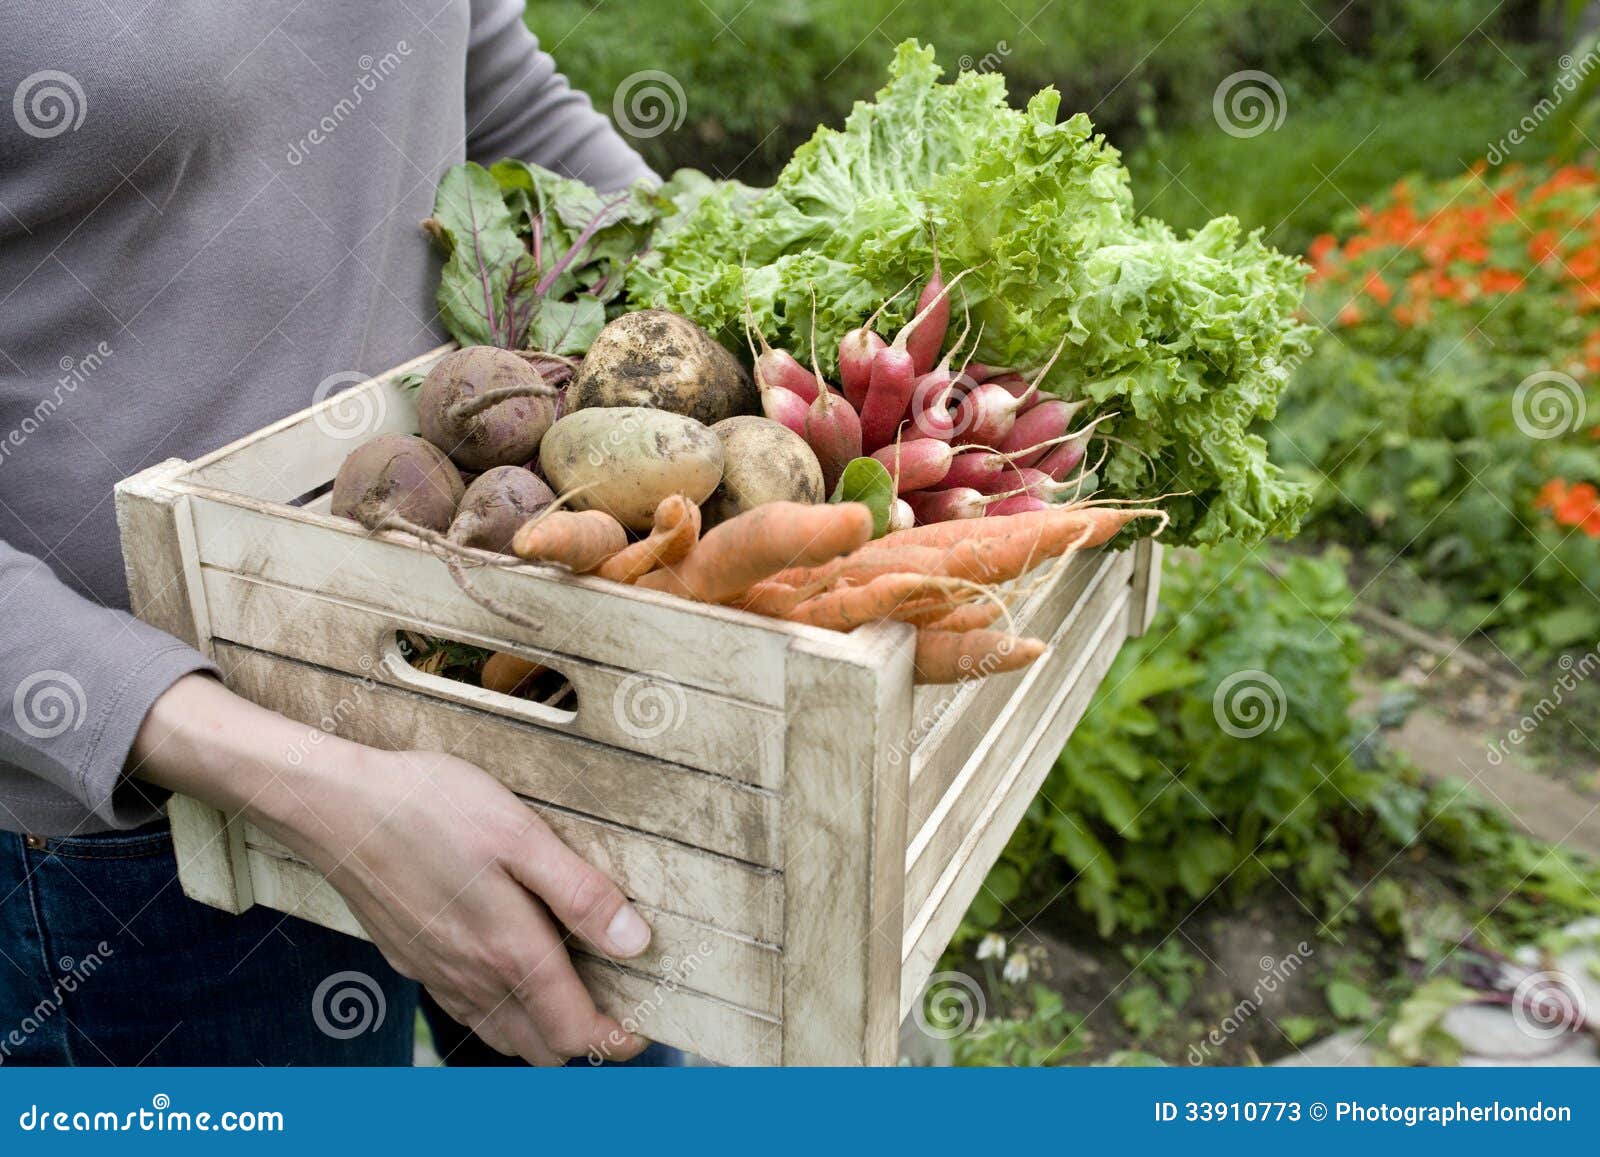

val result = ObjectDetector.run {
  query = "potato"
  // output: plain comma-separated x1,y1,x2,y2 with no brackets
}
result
702,416,825,527
539,407,723,531
568,310,757,427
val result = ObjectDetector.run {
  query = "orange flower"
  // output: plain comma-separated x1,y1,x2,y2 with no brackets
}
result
1535,479,1568,512
1337,303,1362,327
1362,272,1393,304
1308,233,1338,264
1555,482,1600,527
1478,268,1522,295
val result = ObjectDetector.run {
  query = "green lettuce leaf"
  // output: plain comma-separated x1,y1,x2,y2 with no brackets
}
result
627,41,1313,545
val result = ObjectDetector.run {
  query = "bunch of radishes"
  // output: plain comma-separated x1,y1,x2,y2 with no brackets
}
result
749,254,1105,531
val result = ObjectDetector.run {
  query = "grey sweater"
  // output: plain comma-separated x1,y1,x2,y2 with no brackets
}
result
0,1,652,835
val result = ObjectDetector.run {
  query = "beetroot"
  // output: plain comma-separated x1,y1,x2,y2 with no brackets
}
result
331,434,464,533
417,346,558,471
448,466,555,554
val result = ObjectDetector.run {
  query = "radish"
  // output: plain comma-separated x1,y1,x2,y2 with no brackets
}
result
1038,435,1088,482
905,229,948,376
760,382,811,437
904,486,989,523
870,439,954,494
888,498,915,532
417,347,559,472
838,281,911,409
744,310,821,404
904,313,974,442
952,336,1068,447
860,267,979,452
962,362,1014,385
985,493,1052,516
999,399,1090,463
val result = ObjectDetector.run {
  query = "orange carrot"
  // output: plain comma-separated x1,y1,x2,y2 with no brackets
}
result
925,602,1005,632
769,544,950,590
511,509,627,572
638,502,873,604
594,494,702,583
729,580,815,617
785,573,974,631
874,504,1166,553
481,652,544,696
913,629,1046,684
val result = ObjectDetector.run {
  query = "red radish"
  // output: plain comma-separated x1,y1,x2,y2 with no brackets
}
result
888,498,915,532
871,439,954,494
905,229,948,376
761,383,811,437
904,313,974,441
1038,436,1088,482
986,493,1052,516
962,362,1014,385
861,268,979,452
942,447,1011,491
838,281,911,408
743,304,821,404
904,487,990,523
1000,399,1089,463
805,387,862,493
987,373,1039,404
953,336,1068,447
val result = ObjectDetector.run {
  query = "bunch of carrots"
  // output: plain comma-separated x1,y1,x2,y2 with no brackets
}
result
504,494,1164,684
746,242,1109,530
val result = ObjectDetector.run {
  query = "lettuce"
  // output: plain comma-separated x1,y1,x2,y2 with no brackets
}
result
628,42,1313,545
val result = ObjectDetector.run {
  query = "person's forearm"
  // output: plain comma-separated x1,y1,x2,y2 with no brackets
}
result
130,672,366,839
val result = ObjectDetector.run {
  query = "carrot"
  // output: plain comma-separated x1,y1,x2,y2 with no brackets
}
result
925,602,1005,632
769,543,950,590
481,651,544,696
511,509,627,572
729,580,815,618
872,504,1166,553
913,629,1046,684
594,494,701,583
786,573,974,631
638,501,874,604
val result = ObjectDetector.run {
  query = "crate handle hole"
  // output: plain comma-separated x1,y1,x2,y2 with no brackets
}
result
390,632,579,725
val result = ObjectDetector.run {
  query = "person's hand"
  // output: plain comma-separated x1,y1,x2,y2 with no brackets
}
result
132,674,650,1065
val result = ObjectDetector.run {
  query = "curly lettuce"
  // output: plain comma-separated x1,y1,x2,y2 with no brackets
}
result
628,42,1313,545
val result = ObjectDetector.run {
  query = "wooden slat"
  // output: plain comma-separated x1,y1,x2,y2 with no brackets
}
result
777,622,914,1065
115,459,254,915
1128,539,1164,637
246,853,778,1064
243,843,780,1014
903,559,1131,919
181,347,449,503
216,652,782,941
202,568,784,789
907,550,1127,835
901,597,1132,1018
185,492,813,708
217,643,779,865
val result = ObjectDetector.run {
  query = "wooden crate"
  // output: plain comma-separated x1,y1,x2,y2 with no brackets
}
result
115,345,1161,1066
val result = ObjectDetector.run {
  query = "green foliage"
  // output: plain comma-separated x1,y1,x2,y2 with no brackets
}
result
527,0,1546,210
968,543,1379,937
948,984,1087,1067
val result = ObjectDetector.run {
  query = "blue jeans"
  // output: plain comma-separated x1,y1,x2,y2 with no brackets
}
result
0,821,680,1067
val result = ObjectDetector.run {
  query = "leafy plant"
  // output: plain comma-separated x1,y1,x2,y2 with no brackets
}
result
949,984,1088,1067
967,543,1380,937
1274,162,1600,652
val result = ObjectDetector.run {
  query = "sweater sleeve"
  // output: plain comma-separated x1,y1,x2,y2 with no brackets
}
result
0,540,218,830
465,0,658,192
